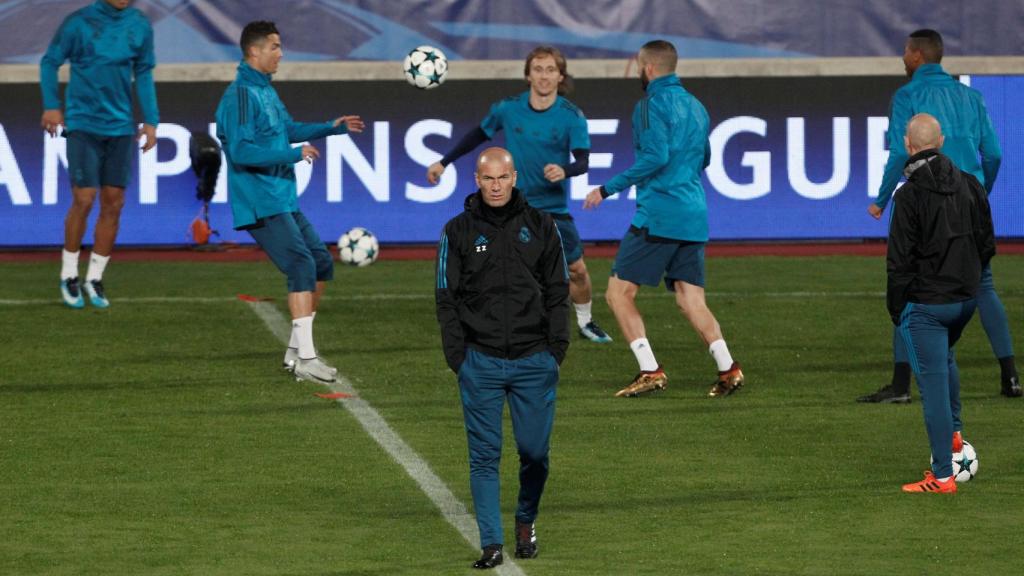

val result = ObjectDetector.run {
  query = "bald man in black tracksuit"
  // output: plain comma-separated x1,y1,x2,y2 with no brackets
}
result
890,114,995,493
436,148,569,568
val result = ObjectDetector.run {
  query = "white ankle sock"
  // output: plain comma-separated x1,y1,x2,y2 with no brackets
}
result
86,253,110,282
629,338,659,371
293,316,316,360
574,301,593,328
61,249,80,280
290,312,315,349
709,339,734,372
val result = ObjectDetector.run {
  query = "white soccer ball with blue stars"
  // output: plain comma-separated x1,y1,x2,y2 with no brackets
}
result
337,227,379,267
931,440,979,482
403,45,448,90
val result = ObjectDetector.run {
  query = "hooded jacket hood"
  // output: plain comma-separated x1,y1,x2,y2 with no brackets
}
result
903,149,964,197
886,149,996,324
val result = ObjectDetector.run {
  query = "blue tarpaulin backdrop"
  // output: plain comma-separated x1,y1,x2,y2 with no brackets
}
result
1,0,1021,63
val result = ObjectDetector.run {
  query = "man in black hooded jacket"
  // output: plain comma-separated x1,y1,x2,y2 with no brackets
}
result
436,147,569,568
889,113,995,494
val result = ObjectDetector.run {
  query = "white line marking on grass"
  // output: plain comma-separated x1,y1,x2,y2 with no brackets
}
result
245,300,527,576
0,294,430,306
1,290,894,307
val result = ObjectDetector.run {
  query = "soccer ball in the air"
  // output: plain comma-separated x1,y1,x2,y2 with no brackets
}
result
931,440,979,482
403,45,448,90
337,227,379,267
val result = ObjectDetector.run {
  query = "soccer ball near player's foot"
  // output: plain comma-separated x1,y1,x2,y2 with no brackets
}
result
403,45,448,90
337,227,379,267
931,440,978,482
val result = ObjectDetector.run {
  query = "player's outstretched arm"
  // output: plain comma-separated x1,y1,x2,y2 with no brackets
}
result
427,162,445,185
427,126,490,184
332,115,364,134
216,89,303,168
603,108,670,196
875,91,913,213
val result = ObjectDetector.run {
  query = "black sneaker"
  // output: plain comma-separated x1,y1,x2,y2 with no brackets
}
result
579,321,613,343
856,384,911,404
1002,376,1022,398
515,521,538,559
472,544,503,569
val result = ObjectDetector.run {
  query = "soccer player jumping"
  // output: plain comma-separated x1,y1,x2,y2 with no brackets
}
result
41,0,159,309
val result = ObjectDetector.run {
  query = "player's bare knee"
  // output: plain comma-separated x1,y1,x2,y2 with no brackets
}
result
100,195,126,215
675,299,689,315
98,204,124,224
70,193,96,215
605,286,622,308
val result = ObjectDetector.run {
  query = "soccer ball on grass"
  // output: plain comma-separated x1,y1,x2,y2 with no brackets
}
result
337,227,379,267
403,46,448,90
931,440,978,482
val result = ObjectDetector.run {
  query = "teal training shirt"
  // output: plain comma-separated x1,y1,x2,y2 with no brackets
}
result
875,63,1001,210
603,74,711,242
480,92,590,215
215,61,348,229
40,0,159,136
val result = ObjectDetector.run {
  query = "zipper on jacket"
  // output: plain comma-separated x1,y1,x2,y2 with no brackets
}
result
500,222,512,359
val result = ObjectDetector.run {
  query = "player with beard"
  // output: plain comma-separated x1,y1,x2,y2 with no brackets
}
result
584,40,744,399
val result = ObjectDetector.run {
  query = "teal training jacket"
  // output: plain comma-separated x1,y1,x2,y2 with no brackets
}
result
875,63,1001,210
603,74,712,242
215,61,348,229
40,0,159,136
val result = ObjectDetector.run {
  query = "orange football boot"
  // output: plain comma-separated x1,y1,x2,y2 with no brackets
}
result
902,470,957,493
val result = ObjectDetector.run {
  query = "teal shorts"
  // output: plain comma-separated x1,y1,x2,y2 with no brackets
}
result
65,131,134,189
552,215,583,264
611,227,705,290
247,211,334,293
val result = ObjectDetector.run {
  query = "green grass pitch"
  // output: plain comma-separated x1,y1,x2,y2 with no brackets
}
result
2,254,1021,575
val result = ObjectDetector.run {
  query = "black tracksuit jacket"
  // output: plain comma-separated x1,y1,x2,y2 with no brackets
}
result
436,188,570,372
886,149,996,325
